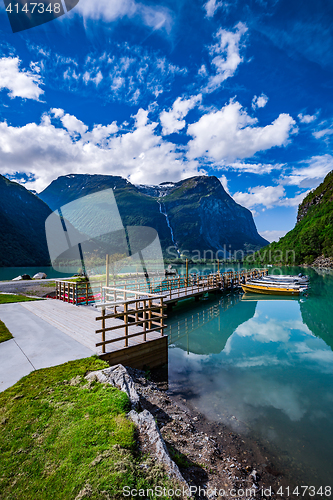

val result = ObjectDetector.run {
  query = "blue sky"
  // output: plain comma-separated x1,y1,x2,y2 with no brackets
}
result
0,0,333,242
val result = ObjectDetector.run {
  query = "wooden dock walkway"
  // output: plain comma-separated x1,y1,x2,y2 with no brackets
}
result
21,300,164,361
51,268,267,369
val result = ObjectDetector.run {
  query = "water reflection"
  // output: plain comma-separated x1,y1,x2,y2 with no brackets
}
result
167,277,333,487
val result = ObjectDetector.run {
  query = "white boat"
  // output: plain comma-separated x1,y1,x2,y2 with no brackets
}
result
253,274,309,285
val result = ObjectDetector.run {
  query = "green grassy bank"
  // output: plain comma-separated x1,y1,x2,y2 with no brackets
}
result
0,320,13,343
0,357,175,500
0,294,41,304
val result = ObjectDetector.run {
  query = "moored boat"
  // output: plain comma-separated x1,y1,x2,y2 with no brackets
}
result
241,282,303,295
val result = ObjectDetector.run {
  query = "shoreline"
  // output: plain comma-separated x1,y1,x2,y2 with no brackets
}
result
127,366,305,499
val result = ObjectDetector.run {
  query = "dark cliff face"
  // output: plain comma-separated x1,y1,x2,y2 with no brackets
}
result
39,174,268,258
161,176,268,255
0,175,52,267
39,174,175,253
297,173,333,224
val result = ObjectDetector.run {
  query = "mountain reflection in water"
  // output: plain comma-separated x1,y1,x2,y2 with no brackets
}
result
166,271,333,488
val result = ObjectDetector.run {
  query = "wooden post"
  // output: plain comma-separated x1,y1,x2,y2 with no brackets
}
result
143,299,147,341
186,258,188,287
101,308,106,354
135,300,139,324
160,298,164,336
106,254,109,287
124,302,128,347
217,259,220,274
148,299,152,331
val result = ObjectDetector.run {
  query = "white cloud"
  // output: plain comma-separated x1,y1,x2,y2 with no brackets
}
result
198,64,208,77
279,190,310,207
204,23,247,93
75,0,173,33
187,100,296,162
0,108,201,192
160,94,202,135
235,317,291,343
298,112,318,124
252,93,268,110
233,184,310,211
204,0,223,18
50,108,65,118
26,44,187,104
60,113,89,136
259,230,288,242
313,124,333,139
0,57,44,101
83,70,103,86
218,174,230,194
233,185,286,210
220,161,283,174
280,154,333,187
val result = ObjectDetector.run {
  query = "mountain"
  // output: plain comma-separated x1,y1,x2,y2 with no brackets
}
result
0,175,52,267
141,176,268,256
39,174,268,258
39,174,175,254
252,170,333,265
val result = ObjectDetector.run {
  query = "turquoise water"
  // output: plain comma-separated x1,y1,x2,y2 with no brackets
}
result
166,267,333,488
0,266,77,281
0,262,250,281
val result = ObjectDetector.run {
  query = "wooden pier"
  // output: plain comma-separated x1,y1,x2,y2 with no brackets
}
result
53,268,267,369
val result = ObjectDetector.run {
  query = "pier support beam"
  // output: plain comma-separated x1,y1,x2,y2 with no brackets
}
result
99,336,168,370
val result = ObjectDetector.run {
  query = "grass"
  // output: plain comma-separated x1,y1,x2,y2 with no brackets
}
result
0,357,177,500
0,294,42,304
0,320,13,343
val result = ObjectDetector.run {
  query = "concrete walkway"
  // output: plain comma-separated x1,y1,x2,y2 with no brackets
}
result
0,302,95,392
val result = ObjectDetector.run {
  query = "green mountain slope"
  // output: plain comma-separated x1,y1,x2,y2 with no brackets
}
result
39,174,268,258
0,175,52,267
251,170,333,265
39,174,174,253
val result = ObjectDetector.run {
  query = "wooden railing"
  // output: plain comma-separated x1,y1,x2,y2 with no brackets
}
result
55,269,268,306
95,294,166,353
55,281,104,305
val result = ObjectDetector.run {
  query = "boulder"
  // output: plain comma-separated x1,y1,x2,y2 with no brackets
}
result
85,364,140,409
128,409,188,486
33,272,47,279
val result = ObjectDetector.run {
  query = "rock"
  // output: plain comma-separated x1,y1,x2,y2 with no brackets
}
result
85,364,140,409
249,469,259,482
311,255,333,269
128,409,188,486
33,272,47,279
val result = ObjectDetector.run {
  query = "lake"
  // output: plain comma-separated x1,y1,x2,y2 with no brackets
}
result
0,266,77,281
166,267,333,488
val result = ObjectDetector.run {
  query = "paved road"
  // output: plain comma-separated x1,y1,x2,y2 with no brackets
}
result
0,277,74,295
0,302,95,392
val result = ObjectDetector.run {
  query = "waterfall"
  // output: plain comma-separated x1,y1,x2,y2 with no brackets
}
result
158,201,181,257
